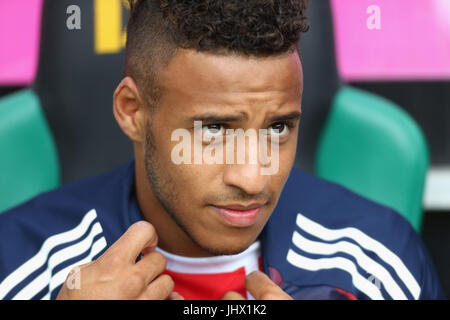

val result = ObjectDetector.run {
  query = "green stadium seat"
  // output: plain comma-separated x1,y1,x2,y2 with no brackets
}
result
0,89,60,214
316,86,429,232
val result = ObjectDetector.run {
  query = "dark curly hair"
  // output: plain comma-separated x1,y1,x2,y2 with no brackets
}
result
124,0,309,107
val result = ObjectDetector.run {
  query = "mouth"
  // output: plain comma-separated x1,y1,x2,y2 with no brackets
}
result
210,203,266,227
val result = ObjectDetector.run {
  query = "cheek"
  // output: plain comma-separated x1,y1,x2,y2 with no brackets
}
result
176,164,223,198
159,136,223,199
159,158,222,206
279,138,297,169
269,141,296,192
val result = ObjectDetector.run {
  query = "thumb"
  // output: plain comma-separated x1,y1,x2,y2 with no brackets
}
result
222,291,246,300
168,292,185,300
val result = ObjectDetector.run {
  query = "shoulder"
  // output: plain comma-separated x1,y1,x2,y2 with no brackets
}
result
277,168,421,236
0,161,134,299
262,168,445,300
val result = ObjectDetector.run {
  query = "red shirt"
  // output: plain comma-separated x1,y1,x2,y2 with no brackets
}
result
158,241,262,300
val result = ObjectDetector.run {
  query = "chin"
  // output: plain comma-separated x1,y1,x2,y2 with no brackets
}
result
197,236,256,256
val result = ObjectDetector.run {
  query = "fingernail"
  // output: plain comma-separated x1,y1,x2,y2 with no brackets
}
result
248,270,260,277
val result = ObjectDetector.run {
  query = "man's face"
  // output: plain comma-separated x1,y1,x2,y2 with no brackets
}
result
141,49,303,255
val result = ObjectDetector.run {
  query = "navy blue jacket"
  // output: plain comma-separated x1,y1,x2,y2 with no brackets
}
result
0,161,445,299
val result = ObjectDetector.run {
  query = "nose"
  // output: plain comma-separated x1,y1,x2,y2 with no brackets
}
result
222,137,271,195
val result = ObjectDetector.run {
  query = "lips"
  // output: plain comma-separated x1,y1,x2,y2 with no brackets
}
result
211,203,265,227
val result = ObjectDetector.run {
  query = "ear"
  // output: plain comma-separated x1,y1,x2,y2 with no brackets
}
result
113,77,146,143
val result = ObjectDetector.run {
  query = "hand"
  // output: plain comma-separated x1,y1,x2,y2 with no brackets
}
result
56,221,181,300
222,271,293,300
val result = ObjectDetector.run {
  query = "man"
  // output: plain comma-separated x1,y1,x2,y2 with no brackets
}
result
0,0,444,300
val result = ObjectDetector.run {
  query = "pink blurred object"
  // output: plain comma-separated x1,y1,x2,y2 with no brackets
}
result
331,0,450,81
0,0,43,86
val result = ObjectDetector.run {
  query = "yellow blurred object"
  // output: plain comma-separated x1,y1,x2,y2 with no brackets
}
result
94,0,126,54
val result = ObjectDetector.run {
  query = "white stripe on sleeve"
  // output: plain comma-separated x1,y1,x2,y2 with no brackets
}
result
295,213,421,299
0,209,97,299
291,231,407,299
12,222,104,300
287,249,384,300
44,237,107,299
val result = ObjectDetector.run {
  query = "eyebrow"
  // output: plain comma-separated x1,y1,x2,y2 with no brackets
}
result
189,113,248,123
189,111,302,123
267,111,302,122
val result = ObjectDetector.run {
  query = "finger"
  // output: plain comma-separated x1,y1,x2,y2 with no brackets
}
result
106,221,158,264
222,291,246,300
245,271,292,300
168,292,185,300
137,274,175,300
134,251,167,284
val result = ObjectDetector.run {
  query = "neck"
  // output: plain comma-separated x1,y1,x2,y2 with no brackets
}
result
134,149,214,257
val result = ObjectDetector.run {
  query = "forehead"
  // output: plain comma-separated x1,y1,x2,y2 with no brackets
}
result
158,49,303,107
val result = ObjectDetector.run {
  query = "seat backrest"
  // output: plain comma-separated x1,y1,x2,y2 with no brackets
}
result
34,0,132,183
316,86,429,232
0,89,60,214
296,0,341,172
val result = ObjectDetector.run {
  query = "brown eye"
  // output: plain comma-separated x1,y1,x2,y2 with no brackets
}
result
268,123,289,136
202,124,225,139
